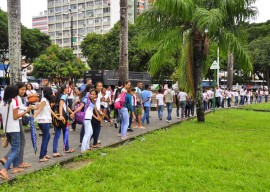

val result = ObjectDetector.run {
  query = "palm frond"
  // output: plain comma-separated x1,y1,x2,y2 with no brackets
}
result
154,0,195,21
219,30,252,72
148,29,183,75
193,8,224,36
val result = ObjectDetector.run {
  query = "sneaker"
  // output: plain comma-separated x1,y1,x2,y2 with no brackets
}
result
114,122,118,128
104,120,108,123
166,120,170,123
127,128,134,132
97,140,101,144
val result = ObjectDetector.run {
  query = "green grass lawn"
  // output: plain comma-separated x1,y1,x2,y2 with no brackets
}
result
2,109,270,191
241,102,270,111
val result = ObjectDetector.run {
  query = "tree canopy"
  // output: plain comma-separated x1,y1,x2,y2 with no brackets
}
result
0,9,51,62
33,45,88,82
80,22,153,72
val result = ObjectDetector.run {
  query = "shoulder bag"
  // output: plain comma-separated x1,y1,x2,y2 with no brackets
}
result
2,103,10,148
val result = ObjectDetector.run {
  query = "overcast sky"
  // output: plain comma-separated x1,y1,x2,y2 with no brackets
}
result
0,0,269,28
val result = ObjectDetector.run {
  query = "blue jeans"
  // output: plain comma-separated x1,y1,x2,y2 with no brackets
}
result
158,105,164,119
119,108,129,138
141,106,150,124
240,96,245,105
38,123,51,159
259,96,262,103
5,132,20,169
265,95,268,103
180,101,186,118
91,118,101,145
53,127,69,153
234,96,238,106
166,103,173,120
80,123,84,144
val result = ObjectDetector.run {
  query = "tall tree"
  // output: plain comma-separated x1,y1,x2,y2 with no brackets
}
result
119,0,129,82
8,0,22,84
138,0,255,122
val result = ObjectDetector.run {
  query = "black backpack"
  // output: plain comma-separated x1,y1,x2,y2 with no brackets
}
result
51,95,69,128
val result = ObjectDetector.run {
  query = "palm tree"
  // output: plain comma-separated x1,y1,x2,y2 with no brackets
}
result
8,0,22,84
138,0,256,122
119,0,129,82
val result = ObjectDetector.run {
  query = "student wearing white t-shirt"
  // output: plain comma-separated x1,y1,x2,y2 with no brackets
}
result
264,88,269,103
177,89,188,119
0,85,31,180
34,87,56,162
67,81,75,110
156,89,164,120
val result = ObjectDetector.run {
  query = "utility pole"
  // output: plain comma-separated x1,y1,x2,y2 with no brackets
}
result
69,8,73,50
119,0,129,83
8,0,22,84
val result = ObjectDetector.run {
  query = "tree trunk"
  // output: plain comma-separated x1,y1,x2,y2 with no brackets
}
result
227,52,234,90
193,31,205,122
8,0,22,84
119,0,129,83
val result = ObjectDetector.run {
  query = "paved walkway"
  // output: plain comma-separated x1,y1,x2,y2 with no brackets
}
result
0,110,189,183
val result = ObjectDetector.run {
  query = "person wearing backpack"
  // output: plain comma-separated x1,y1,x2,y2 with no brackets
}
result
164,83,175,123
141,84,152,125
117,80,136,140
71,89,100,153
52,85,75,157
112,81,123,128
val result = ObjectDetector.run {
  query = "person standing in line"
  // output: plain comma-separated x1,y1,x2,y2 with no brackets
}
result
141,84,152,125
156,89,164,120
135,81,143,128
240,86,245,105
80,78,92,92
215,85,221,108
203,89,208,111
70,87,80,131
52,84,75,157
207,88,213,109
259,88,264,103
112,81,123,128
118,81,136,140
233,90,239,106
247,89,251,104
0,85,31,180
264,88,268,103
67,81,75,110
177,89,188,118
100,87,113,126
34,87,55,162
71,89,99,153
164,83,175,123
227,88,232,107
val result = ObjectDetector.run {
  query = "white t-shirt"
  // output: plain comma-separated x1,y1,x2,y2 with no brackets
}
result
67,86,74,99
265,90,269,96
178,91,187,101
101,94,110,108
96,92,102,112
156,94,164,106
0,99,20,132
203,92,208,100
26,89,37,95
207,90,213,99
17,96,27,119
35,98,52,123
234,91,239,97
216,88,221,97
82,97,95,120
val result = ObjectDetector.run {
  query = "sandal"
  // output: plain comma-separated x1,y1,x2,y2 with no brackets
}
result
53,153,63,157
45,155,51,159
39,158,49,162
19,162,31,168
0,170,9,180
12,168,24,174
93,145,101,148
0,158,6,166
65,148,75,153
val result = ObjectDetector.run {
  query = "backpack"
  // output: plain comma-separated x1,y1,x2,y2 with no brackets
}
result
75,97,91,124
51,95,69,128
114,92,126,109
114,88,122,102
165,89,173,103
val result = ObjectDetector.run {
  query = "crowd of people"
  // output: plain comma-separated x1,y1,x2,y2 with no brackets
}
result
0,79,268,180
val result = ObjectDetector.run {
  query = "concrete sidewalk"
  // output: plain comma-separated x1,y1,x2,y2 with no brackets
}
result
0,110,190,183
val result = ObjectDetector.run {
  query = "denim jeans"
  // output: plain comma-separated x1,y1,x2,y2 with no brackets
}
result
80,123,85,144
227,98,231,107
203,100,208,111
91,118,101,145
5,132,20,169
158,105,164,119
265,95,268,103
259,96,262,103
180,101,186,118
240,96,245,105
81,120,93,151
176,104,180,117
38,123,51,159
119,108,129,138
234,96,238,106
141,106,150,124
166,103,173,120
5,120,25,164
53,127,70,153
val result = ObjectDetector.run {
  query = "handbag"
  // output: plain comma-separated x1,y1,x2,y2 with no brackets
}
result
51,97,69,128
2,103,10,148
28,95,40,103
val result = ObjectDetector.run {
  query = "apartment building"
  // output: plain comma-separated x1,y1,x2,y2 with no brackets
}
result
47,0,141,58
32,11,48,34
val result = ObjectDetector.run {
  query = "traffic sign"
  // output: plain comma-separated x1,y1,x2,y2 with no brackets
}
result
210,60,220,70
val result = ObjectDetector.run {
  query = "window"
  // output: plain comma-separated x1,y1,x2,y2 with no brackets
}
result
49,32,55,37
95,0,102,6
103,25,110,31
87,27,94,33
87,18,94,24
48,8,54,13
55,7,62,13
56,23,62,29
63,5,69,12
95,9,102,15
56,39,62,44
63,22,70,28
78,20,85,26
48,1,54,6
70,4,77,10
55,15,62,21
56,31,62,36
86,10,94,17
55,0,62,5
78,12,85,19
86,2,94,7
49,24,55,29
103,7,110,13
63,30,69,36
63,38,70,43
78,3,85,10
48,16,55,21
78,28,84,34
103,16,110,22
95,17,102,23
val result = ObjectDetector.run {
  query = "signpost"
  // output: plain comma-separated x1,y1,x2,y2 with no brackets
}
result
210,60,220,112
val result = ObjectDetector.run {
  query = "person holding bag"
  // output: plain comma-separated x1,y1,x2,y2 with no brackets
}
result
26,83,39,104
0,85,31,180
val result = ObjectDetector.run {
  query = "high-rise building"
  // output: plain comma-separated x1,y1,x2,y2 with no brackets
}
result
47,0,148,58
136,0,153,15
32,11,48,34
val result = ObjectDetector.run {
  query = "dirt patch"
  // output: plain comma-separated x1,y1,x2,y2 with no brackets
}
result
63,159,92,170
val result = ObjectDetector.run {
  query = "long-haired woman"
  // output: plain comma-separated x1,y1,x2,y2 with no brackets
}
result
52,84,75,157
34,87,55,162
0,85,31,180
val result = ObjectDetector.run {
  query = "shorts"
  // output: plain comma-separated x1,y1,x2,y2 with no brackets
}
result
134,106,142,115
